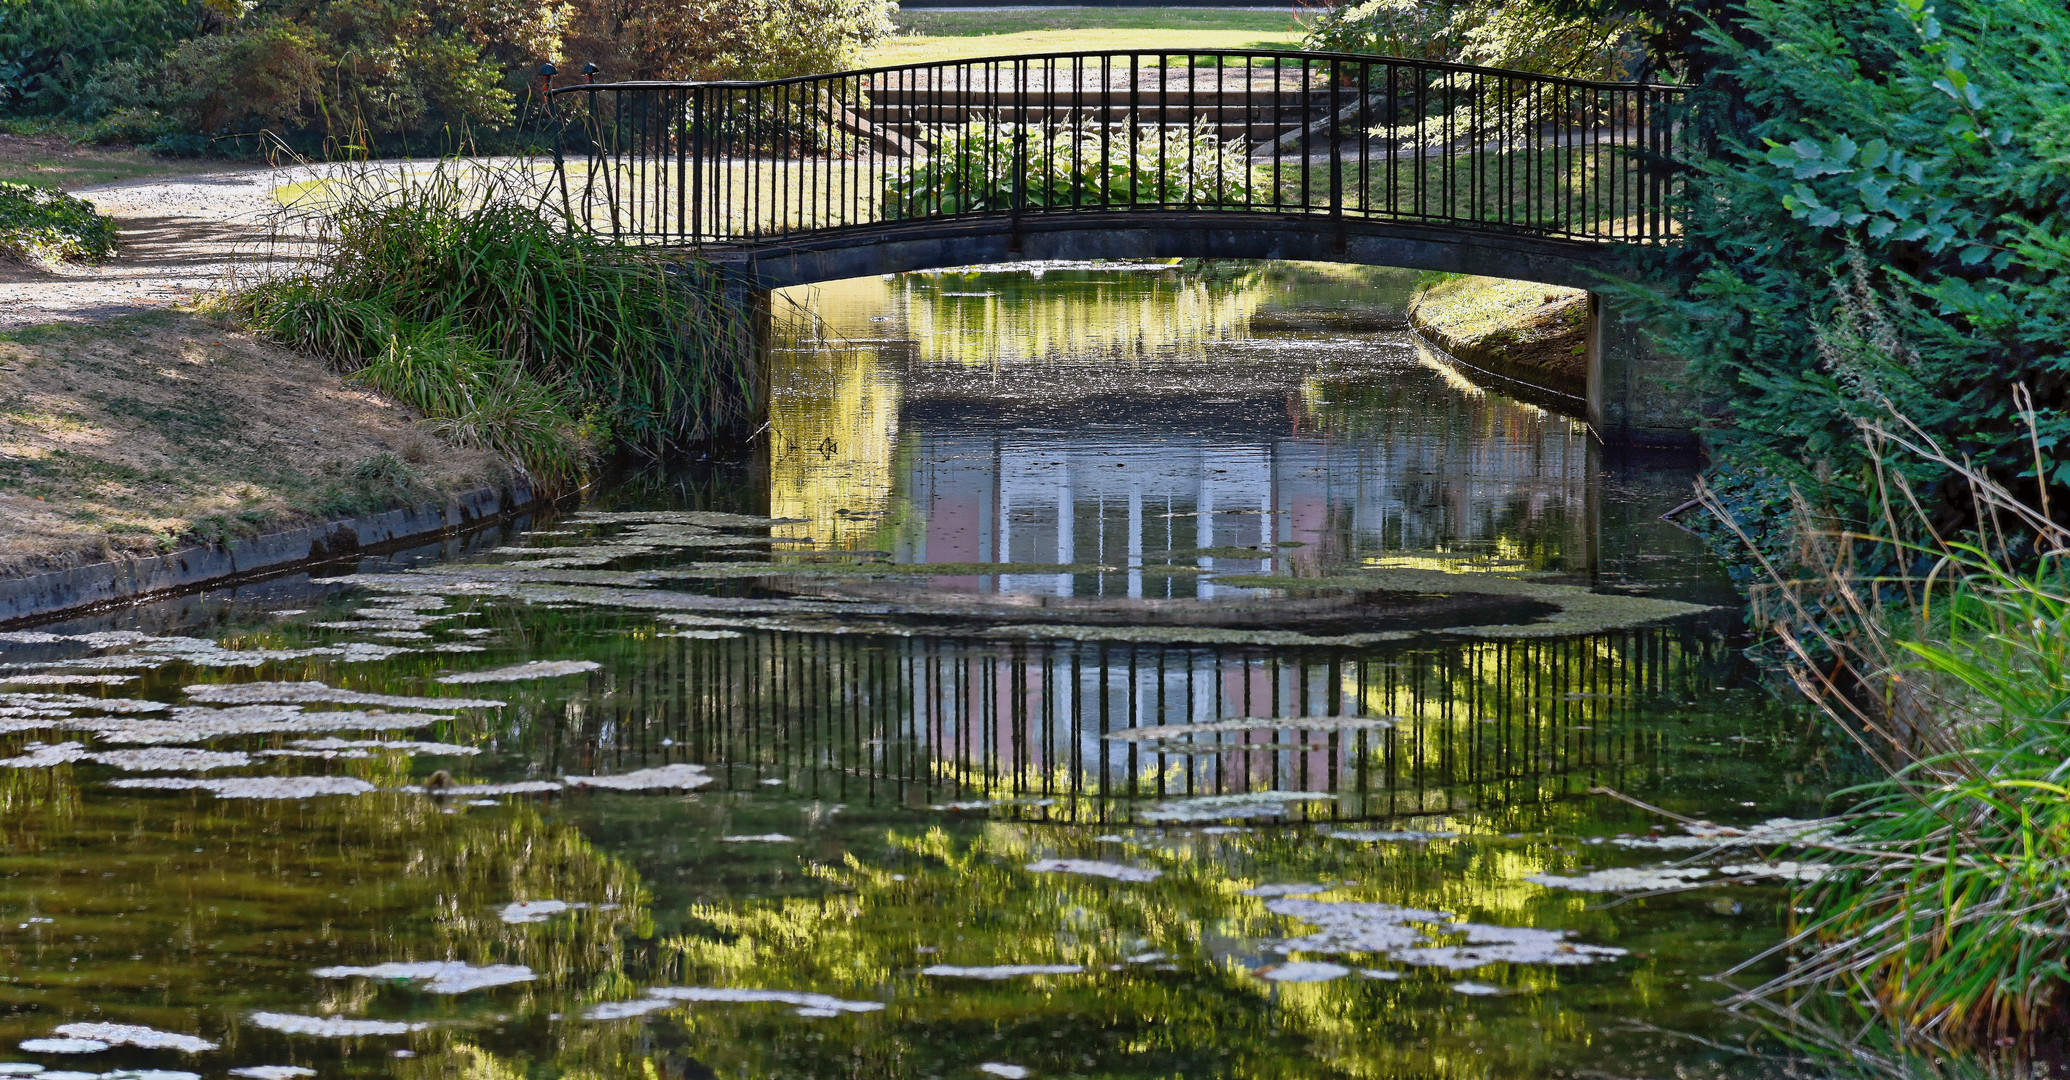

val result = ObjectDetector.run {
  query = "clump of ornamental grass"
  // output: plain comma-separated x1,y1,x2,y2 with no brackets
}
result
1707,285,2070,1071
235,159,755,490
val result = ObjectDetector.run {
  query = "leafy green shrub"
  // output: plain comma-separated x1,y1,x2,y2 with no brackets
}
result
154,19,326,135
237,163,754,484
881,119,1255,220
1633,0,2070,575
0,182,117,262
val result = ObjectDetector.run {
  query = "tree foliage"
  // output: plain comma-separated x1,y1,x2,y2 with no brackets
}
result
6,0,892,152
566,0,895,83
1634,0,2070,559
0,0,207,112
1302,0,1640,80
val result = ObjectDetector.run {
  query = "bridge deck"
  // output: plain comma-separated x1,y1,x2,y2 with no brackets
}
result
549,48,1686,252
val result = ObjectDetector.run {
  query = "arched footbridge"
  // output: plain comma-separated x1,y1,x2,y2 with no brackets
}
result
547,50,1694,446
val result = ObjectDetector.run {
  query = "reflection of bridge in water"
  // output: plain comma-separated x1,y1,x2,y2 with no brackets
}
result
549,49,1697,444
550,622,1738,825
762,274,1610,597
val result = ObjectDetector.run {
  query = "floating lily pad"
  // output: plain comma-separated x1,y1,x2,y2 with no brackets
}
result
47,1022,214,1046
1525,867,1713,893
311,961,534,994
1025,859,1161,882
246,1014,425,1037
437,661,600,685
110,777,377,799
1138,791,1336,823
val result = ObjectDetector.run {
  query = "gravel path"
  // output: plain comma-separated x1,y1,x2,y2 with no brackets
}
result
0,158,528,330
1,166,296,329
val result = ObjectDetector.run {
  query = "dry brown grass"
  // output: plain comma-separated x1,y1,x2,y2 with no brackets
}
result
0,309,513,577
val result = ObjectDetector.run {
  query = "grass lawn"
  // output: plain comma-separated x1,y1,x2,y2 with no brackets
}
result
866,7,1313,68
0,132,243,190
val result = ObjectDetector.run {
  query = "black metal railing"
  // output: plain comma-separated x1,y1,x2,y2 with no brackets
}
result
547,50,1687,248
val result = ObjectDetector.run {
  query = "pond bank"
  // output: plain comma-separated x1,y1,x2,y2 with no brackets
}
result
1408,274,1589,404
0,310,538,623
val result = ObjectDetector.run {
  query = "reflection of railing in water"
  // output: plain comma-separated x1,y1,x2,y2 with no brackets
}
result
568,623,1733,823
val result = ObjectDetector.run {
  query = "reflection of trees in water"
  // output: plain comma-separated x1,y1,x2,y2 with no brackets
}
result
762,265,1589,569
0,749,647,1070
1293,372,1594,572
893,268,1263,368
764,336,909,551
632,813,1770,1080
792,263,1422,366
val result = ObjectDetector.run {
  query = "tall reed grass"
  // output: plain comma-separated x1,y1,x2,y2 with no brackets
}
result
236,161,756,490
1708,281,2070,1070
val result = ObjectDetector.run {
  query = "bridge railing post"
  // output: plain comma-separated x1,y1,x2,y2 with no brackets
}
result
1010,57,1028,245
1327,56,1342,225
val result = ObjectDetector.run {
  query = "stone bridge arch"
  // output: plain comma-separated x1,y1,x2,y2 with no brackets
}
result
547,49,1696,446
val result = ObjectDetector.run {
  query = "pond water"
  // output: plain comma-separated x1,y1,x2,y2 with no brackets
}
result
0,261,1829,1080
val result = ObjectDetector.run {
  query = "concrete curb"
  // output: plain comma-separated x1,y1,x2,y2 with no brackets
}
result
0,479,538,626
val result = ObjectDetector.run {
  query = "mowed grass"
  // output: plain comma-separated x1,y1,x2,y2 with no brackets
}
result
0,130,241,190
865,7,1312,68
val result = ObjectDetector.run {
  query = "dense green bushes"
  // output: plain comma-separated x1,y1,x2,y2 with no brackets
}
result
237,166,754,487
882,119,1254,219
1639,0,2070,572
53,0,546,154
0,0,204,115
1623,1,2070,1057
0,182,117,262
2,0,894,155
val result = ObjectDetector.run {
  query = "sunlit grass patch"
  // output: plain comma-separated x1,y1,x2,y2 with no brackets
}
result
866,9,1309,68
